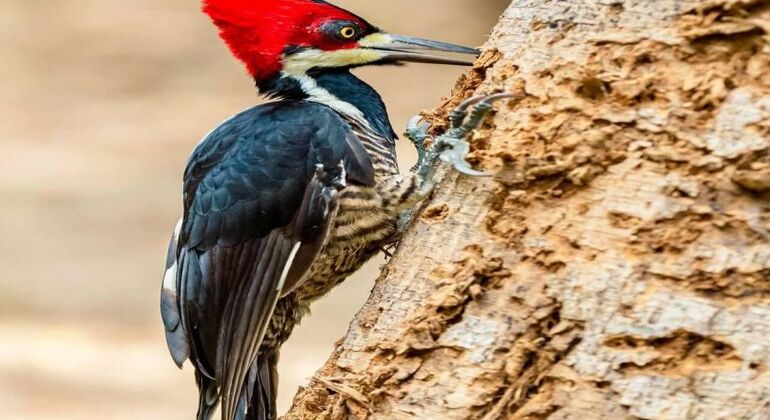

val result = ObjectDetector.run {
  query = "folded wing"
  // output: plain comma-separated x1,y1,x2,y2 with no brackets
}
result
160,102,374,419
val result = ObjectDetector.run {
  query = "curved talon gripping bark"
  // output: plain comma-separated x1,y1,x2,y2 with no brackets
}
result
435,136,488,177
166,2,492,418
407,93,518,180
406,116,432,172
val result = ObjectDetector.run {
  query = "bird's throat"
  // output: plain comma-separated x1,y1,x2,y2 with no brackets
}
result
259,70,396,141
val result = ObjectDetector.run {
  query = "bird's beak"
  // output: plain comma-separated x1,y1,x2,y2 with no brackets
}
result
360,33,479,66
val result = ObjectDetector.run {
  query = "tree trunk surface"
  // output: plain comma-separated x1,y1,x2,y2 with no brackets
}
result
285,0,770,418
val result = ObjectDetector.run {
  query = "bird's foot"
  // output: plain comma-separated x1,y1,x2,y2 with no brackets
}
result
405,116,430,173
391,94,517,243
405,93,517,181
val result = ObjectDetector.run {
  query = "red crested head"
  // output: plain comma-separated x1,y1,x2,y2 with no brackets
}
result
202,0,478,88
202,0,375,81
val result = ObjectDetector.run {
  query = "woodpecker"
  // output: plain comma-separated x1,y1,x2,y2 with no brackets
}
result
160,1,505,419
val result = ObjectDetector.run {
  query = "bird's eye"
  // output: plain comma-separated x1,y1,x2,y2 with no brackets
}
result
338,26,358,40
321,21,363,42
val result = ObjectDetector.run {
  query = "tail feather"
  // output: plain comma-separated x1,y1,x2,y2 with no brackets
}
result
196,372,220,420
235,351,279,420
196,351,279,420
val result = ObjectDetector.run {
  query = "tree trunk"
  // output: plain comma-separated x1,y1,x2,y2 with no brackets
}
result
285,0,770,418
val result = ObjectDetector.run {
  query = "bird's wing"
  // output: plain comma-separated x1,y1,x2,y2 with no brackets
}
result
161,217,188,366
160,102,374,420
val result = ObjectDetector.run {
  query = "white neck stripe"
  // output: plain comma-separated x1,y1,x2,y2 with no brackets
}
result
286,73,369,124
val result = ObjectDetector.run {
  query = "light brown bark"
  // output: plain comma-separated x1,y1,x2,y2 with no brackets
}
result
285,0,770,418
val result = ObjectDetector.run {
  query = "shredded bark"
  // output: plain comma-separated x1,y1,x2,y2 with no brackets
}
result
285,1,770,418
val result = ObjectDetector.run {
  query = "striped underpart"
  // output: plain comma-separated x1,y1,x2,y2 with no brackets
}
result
258,70,428,356
295,117,421,301
330,117,420,246
264,117,425,351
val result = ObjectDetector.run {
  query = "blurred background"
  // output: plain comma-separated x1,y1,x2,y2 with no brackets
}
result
0,0,508,418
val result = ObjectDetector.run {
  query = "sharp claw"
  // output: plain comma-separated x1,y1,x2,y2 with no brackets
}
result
406,115,433,173
437,137,490,177
478,92,519,106
456,95,489,112
410,93,519,180
450,95,487,129
406,116,430,137
452,162,490,177
406,115,422,132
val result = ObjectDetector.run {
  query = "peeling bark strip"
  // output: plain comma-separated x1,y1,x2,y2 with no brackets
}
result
286,0,770,419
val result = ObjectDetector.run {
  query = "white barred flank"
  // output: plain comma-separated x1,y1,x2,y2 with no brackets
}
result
265,95,430,344
345,119,399,176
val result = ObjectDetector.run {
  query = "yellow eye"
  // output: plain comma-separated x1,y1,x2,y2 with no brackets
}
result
339,26,357,39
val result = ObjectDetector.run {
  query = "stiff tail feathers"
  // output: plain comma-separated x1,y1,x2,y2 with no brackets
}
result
235,351,279,420
196,352,278,420
196,372,220,420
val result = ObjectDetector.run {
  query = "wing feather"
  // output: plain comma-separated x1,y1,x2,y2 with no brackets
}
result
160,101,371,420
161,218,189,367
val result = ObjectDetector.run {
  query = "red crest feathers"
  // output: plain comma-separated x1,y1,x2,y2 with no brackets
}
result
202,0,370,81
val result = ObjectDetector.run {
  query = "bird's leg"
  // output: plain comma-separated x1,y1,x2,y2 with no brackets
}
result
405,116,431,173
407,93,517,184
394,93,516,237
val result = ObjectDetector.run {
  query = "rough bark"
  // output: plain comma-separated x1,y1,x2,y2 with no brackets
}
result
285,0,770,418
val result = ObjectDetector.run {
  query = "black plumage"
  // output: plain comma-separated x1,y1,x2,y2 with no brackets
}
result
171,2,480,417
182,101,375,249
161,101,376,420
